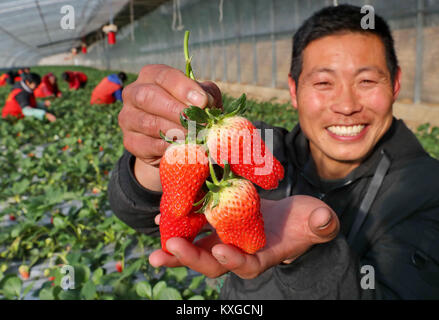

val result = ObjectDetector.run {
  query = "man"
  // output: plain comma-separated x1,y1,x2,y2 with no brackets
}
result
90,72,127,105
2,72,56,122
108,5,439,299
62,71,88,90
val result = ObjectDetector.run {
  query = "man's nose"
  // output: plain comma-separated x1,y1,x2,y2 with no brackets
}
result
330,85,362,115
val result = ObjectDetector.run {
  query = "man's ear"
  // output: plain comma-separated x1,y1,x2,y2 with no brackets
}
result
288,73,298,110
392,67,402,102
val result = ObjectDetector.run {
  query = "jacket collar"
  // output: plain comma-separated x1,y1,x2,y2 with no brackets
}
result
19,80,33,93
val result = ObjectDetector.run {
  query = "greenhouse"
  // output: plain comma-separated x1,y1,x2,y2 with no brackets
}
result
0,0,438,306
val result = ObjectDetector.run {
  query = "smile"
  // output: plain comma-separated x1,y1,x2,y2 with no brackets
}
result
327,124,366,136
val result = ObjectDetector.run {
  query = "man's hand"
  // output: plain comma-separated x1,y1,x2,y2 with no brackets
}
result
44,100,51,108
45,113,56,122
118,64,222,192
149,195,339,279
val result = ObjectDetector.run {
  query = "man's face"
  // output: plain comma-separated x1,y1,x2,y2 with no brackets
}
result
288,32,401,178
26,81,37,90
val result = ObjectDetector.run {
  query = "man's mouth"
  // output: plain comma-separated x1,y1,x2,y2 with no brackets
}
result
327,124,366,137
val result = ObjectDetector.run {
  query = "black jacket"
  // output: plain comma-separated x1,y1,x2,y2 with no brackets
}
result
107,118,439,299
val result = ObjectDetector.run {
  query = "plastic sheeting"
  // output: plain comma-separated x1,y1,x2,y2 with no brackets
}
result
43,0,439,103
0,0,129,68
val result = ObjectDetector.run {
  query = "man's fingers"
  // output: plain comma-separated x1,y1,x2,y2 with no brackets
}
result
199,81,223,109
149,249,182,268
123,83,191,125
136,64,209,108
308,207,339,242
119,104,186,139
211,244,264,279
122,131,169,159
165,237,227,278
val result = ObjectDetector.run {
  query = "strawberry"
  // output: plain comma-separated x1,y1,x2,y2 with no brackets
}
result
159,143,209,218
183,94,284,190
206,115,284,190
18,265,30,280
159,191,207,254
199,163,266,254
115,261,123,273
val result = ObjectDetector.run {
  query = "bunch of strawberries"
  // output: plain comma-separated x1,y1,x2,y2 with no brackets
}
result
158,32,284,255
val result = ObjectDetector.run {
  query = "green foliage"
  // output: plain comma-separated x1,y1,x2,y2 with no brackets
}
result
415,123,439,159
0,65,218,300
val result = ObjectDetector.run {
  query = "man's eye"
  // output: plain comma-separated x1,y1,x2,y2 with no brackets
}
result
315,82,331,86
360,79,376,85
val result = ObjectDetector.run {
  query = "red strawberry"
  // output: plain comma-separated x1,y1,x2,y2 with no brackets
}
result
159,192,207,254
115,261,123,273
9,214,16,221
202,167,265,254
19,265,30,280
159,143,209,218
207,115,284,190
182,94,284,190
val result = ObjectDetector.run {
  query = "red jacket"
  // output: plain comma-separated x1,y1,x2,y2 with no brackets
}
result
65,71,87,90
2,87,36,119
0,73,8,86
90,76,122,104
35,73,61,98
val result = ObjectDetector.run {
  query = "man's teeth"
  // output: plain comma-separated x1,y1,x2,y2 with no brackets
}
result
327,125,365,136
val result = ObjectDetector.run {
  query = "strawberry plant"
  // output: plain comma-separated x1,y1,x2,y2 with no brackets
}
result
0,65,219,300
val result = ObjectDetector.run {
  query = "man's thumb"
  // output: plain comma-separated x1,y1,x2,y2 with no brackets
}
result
308,206,339,242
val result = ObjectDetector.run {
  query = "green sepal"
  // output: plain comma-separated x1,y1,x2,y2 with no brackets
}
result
206,180,220,193
183,106,209,124
225,94,247,117
179,113,189,129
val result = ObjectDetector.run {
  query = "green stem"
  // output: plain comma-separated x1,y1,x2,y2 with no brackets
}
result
184,31,190,63
208,159,219,185
184,30,195,80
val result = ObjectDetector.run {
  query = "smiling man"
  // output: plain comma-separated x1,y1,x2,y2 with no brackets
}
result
108,4,439,299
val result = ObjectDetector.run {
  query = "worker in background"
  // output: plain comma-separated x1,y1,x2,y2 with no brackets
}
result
0,72,9,86
5,70,18,86
90,72,127,105
1,72,56,122
62,71,88,90
35,72,62,98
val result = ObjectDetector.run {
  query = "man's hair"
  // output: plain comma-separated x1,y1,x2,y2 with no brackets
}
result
118,72,127,83
23,72,41,87
62,72,70,81
290,4,399,87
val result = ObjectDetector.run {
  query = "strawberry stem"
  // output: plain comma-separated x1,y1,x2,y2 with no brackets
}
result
208,158,220,185
184,31,195,80
159,130,175,144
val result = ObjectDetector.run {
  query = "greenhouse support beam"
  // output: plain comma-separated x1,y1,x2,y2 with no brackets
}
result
414,0,424,104
270,0,277,88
